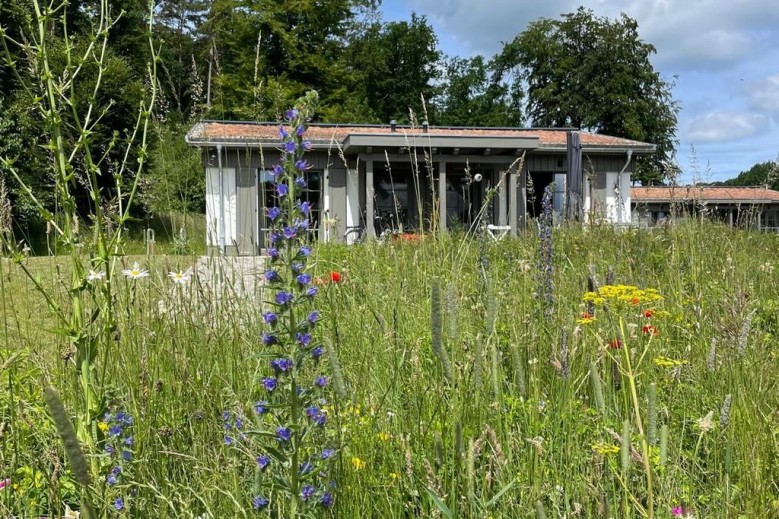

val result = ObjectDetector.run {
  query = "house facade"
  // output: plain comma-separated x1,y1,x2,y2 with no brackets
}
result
185,121,656,255
631,186,779,230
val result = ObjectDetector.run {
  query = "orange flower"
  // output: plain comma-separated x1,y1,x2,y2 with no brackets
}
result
329,271,342,283
643,309,654,318
631,296,641,305
609,338,623,349
642,324,658,336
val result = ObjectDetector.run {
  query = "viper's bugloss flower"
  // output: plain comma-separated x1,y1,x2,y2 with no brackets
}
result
321,448,336,459
291,262,304,273
294,160,310,171
270,232,283,245
299,245,312,257
271,358,294,373
109,425,122,436
274,291,294,305
262,333,279,346
267,206,282,221
301,484,316,500
107,474,117,486
257,455,270,470
262,312,278,325
252,496,269,509
306,287,318,297
262,377,277,391
267,247,279,259
315,375,329,387
122,451,132,461
299,201,311,215
114,497,124,511
295,176,307,188
265,269,280,282
299,460,313,475
224,435,233,445
277,183,289,197
311,346,324,359
284,141,296,153
295,124,305,136
279,125,289,139
253,401,269,414
302,140,312,151
308,310,319,324
295,219,309,230
286,109,299,121
283,226,297,240
296,332,312,346
273,164,284,177
276,427,292,442
320,492,333,508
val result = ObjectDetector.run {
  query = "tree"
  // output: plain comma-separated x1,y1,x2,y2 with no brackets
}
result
721,161,779,189
437,55,517,127
495,7,678,184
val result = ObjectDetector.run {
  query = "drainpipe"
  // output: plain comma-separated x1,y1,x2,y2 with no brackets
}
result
616,149,633,224
217,144,226,254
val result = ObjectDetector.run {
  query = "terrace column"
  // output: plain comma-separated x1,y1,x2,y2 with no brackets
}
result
728,208,734,227
519,165,527,230
498,169,508,226
366,159,375,239
438,160,447,232
346,166,360,244
508,165,518,236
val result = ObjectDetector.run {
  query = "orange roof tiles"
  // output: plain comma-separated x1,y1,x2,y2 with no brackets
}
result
187,121,654,150
632,186,779,203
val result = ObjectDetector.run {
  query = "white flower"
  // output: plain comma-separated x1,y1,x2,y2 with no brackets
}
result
122,262,149,280
87,269,106,282
168,268,193,285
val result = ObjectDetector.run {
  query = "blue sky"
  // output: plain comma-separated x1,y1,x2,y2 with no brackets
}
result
381,0,779,183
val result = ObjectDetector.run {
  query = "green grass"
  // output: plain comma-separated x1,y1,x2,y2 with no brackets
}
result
2,220,779,517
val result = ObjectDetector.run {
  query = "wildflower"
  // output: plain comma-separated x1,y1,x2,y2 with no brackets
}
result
252,496,269,509
294,160,311,172
276,427,292,442
296,124,305,136
315,375,328,387
267,206,282,220
224,435,234,445
671,506,683,517
310,346,324,359
377,432,391,442
262,333,279,346
299,201,311,215
320,491,334,508
279,125,289,139
283,226,297,239
262,378,277,391
305,287,318,297
262,312,278,325
257,455,270,470
696,410,715,433
253,401,269,414
351,457,366,470
631,296,640,305
642,324,658,336
576,312,595,325
0,478,10,490
302,140,312,151
642,309,654,318
321,448,336,459
107,474,117,486
329,271,342,283
267,247,279,259
277,183,289,197
296,273,312,285
285,108,299,121
591,442,620,455
283,141,296,154
294,176,307,188
301,484,316,500
122,450,132,461
87,269,106,282
308,310,319,324
122,262,149,279
168,268,193,285
653,356,687,368
272,164,284,176
608,338,622,349
296,332,312,346
271,358,294,373
114,497,124,511
299,245,312,257
98,421,109,432
274,291,295,305
299,460,313,475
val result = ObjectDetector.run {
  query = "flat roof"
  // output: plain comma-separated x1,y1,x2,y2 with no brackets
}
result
632,186,779,204
186,121,656,154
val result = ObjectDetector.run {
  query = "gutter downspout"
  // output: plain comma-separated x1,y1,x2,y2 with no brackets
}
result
616,149,633,224
217,144,226,254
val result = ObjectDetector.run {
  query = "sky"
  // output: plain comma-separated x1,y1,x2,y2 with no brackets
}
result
381,0,779,183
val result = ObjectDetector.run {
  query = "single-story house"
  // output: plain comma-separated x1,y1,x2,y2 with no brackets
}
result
631,186,779,230
185,121,656,255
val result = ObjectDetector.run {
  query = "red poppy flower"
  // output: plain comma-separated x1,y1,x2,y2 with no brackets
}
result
329,271,342,283
643,309,654,318
642,324,658,336
631,297,641,305
580,312,592,320
609,339,623,349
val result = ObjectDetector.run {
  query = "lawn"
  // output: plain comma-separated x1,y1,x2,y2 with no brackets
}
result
1,221,778,518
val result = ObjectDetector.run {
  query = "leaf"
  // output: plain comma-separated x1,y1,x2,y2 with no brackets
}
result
485,479,516,508
425,489,453,519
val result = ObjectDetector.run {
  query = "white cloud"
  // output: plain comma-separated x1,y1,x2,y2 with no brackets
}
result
748,74,779,112
686,111,770,142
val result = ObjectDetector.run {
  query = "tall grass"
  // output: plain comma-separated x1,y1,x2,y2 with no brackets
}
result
2,220,779,517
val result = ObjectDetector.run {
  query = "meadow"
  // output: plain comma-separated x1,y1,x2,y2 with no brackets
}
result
1,219,778,518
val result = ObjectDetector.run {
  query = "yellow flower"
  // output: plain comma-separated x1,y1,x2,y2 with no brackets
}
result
591,442,620,455
377,432,391,442
98,422,109,433
351,457,366,470
653,356,688,368
389,472,399,481
585,285,663,307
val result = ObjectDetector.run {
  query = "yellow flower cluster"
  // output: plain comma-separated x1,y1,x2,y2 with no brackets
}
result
583,284,663,306
653,356,688,368
591,442,620,455
351,457,366,470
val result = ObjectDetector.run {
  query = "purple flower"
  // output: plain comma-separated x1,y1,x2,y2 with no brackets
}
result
109,424,122,436
286,109,299,121
270,232,283,245
276,426,292,442
107,474,117,486
294,176,307,188
321,448,335,459
296,273,312,285
253,401,268,414
320,492,334,508
308,310,319,324
295,219,310,230
114,497,124,511
306,287,318,297
105,444,115,454
299,245,312,257
277,183,288,197
302,140,313,151
274,291,294,305
296,332,312,346
272,164,284,176
257,455,270,470
123,436,133,446
299,201,311,215
262,377,277,392
283,226,297,239
270,358,294,373
223,435,233,445
299,460,313,475
265,269,280,282
252,496,269,509
262,333,278,346
284,140,296,153
262,312,278,325
278,125,289,139
294,160,311,171
301,484,316,500
306,406,326,426
315,375,329,387
311,346,324,359
122,450,132,461
291,262,304,273
296,124,305,136
267,247,279,259
266,206,281,221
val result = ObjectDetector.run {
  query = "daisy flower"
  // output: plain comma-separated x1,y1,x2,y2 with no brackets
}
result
87,269,106,282
168,268,193,285
122,262,149,280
